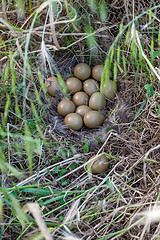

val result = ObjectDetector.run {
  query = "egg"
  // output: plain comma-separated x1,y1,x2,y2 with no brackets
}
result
64,113,83,130
73,92,89,106
102,80,117,99
92,65,104,81
87,154,109,174
74,63,91,80
89,92,106,110
66,77,82,94
45,76,59,96
84,111,104,128
57,99,76,117
83,79,99,96
76,105,91,117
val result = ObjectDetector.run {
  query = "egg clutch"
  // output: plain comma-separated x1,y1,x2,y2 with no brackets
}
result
45,63,117,131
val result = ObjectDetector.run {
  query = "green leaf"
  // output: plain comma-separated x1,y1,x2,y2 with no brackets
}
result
59,150,67,159
59,198,65,205
44,195,65,205
151,51,160,59
70,162,76,170
54,166,59,174
52,155,59,161
38,199,44,207
60,168,67,177
144,84,154,97
83,143,89,153
69,144,76,154
95,137,102,143
59,216,64,221
106,128,112,132
61,179,68,186
20,188,52,196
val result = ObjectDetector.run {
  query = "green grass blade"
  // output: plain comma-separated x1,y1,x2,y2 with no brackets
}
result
128,100,147,130
3,94,10,127
24,124,33,173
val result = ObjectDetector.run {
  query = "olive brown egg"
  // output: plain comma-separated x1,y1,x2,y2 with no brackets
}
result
45,76,59,96
76,105,91,117
73,91,89,106
89,92,106,110
102,80,117,99
74,63,91,80
66,77,82,94
83,79,99,96
84,111,104,128
64,113,83,130
92,65,104,81
57,99,76,117
86,154,109,174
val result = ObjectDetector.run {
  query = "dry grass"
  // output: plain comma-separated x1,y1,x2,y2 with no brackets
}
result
0,0,160,239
